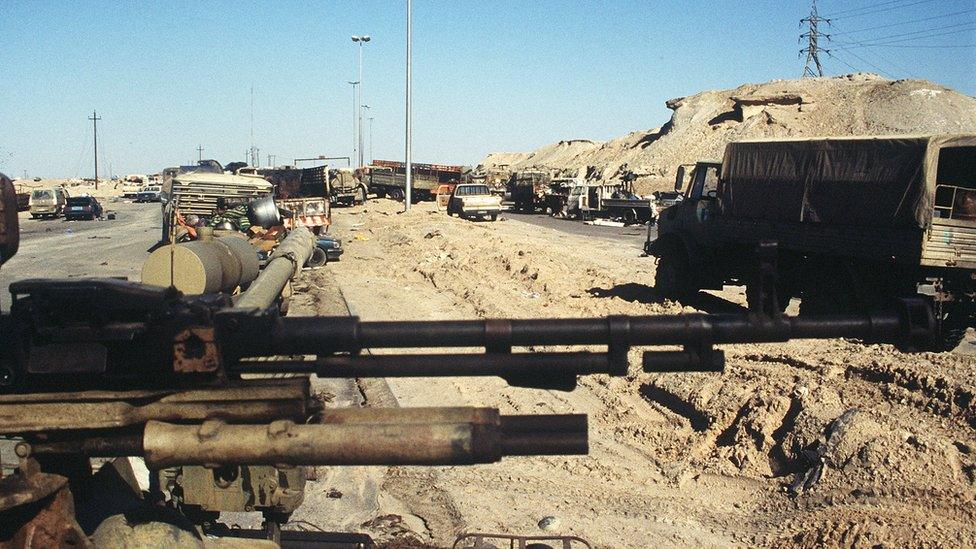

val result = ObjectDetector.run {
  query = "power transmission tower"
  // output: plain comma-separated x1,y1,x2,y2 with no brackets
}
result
88,110,102,190
800,0,831,77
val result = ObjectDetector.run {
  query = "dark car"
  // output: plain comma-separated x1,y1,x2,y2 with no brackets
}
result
64,196,103,220
306,236,343,267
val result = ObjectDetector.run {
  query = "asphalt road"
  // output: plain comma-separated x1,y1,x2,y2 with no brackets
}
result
502,209,652,252
0,200,162,309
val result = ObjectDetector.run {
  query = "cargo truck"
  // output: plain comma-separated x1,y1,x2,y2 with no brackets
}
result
367,160,466,202
646,135,976,351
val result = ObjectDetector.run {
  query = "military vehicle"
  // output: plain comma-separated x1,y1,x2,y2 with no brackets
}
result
368,159,467,202
159,171,273,244
508,170,550,212
646,135,976,350
237,165,334,234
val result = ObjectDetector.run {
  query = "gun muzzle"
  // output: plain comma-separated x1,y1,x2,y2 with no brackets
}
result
139,408,586,468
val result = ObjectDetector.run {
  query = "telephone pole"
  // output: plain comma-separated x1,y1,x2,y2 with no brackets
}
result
197,145,204,162
88,110,102,190
800,0,830,77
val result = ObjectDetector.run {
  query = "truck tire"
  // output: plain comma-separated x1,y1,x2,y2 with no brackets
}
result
655,252,697,301
936,302,973,351
624,208,638,225
355,185,367,205
490,213,498,221
389,187,405,202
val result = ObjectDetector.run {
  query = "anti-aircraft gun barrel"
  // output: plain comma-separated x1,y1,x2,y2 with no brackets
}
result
18,408,588,467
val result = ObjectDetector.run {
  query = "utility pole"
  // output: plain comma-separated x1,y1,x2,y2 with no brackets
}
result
800,0,830,77
88,110,102,190
197,145,204,162
405,0,412,211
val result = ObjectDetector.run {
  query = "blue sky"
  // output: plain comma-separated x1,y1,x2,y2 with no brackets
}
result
1,1,973,177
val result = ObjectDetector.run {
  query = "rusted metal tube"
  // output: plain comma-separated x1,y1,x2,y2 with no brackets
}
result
235,226,314,310
141,410,587,468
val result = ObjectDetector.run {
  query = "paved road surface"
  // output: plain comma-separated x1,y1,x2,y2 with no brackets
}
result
0,200,161,308
503,210,651,252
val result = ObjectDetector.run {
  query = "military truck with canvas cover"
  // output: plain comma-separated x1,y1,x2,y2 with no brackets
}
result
646,135,976,350
368,159,466,202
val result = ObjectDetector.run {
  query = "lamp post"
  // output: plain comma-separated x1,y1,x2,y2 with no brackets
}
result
348,81,359,163
351,35,370,168
361,105,371,165
405,0,412,210
368,116,374,165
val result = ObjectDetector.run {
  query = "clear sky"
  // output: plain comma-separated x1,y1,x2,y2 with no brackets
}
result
1,1,973,178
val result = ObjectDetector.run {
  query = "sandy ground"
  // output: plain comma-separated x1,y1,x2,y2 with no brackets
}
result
290,198,976,548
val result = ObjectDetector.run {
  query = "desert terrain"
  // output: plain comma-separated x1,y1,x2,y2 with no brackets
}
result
279,197,976,548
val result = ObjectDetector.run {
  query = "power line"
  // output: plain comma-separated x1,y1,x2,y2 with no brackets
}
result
835,26,976,47
833,21,976,44
825,0,924,17
832,8,976,35
800,0,831,77
828,0,941,20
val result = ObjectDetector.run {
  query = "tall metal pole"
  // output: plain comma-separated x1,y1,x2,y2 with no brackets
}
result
88,110,101,190
358,41,364,168
368,116,374,165
405,0,412,211
197,145,204,162
348,81,359,163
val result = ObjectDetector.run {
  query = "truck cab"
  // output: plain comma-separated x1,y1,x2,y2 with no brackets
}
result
646,161,721,256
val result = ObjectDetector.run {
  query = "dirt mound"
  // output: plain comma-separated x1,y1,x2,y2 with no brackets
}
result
480,74,976,194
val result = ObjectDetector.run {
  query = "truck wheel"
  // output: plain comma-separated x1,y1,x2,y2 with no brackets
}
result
655,252,697,301
355,185,367,205
389,188,405,202
490,213,498,221
624,208,638,225
936,303,973,351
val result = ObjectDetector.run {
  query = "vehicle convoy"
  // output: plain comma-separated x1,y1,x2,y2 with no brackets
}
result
368,159,467,202
447,183,503,220
64,196,103,220
238,165,333,234
28,186,69,218
647,135,976,350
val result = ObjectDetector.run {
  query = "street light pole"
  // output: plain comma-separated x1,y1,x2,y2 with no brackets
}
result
351,35,371,168
405,0,412,210
361,104,371,165
368,116,374,165
348,81,359,163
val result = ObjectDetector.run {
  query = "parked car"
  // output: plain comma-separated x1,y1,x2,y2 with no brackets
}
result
306,236,343,268
64,196,103,220
446,183,502,221
134,185,162,203
29,187,69,218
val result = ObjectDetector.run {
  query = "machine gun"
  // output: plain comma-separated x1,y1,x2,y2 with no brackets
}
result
0,174,935,546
